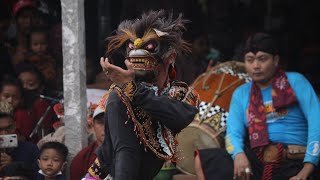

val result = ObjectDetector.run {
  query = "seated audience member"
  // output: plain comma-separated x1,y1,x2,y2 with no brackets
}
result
37,141,68,180
0,75,55,142
86,79,109,144
0,76,23,111
27,27,49,56
70,105,105,180
86,88,107,143
17,62,44,92
10,64,55,142
195,33,320,180
85,103,98,144
0,101,40,172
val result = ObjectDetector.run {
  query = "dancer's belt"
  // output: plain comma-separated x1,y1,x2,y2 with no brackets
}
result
263,144,306,163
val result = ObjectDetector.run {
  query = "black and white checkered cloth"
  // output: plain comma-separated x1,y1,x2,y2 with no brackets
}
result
216,67,251,83
199,101,228,130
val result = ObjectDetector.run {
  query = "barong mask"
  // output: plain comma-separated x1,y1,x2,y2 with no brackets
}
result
106,10,191,82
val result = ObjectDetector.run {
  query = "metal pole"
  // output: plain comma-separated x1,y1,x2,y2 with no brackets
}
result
61,0,87,178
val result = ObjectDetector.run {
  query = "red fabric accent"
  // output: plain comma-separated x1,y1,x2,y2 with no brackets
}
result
195,149,206,180
52,120,63,130
263,163,274,180
31,98,55,129
169,64,176,80
261,144,284,180
248,82,269,148
253,147,264,163
248,69,297,148
12,0,36,16
53,103,64,116
271,69,298,109
70,142,99,180
14,98,54,142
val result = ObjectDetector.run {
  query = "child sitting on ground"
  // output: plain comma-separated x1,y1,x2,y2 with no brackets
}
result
37,141,68,180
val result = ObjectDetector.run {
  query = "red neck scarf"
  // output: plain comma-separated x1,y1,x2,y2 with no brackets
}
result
248,69,298,149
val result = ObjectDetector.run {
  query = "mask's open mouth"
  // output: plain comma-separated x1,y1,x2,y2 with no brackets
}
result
129,57,157,71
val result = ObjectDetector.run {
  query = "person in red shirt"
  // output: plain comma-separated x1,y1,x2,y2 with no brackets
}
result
15,62,55,142
70,105,105,180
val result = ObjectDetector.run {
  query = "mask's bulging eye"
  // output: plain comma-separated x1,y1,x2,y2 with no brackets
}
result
146,43,154,50
128,42,134,50
145,42,157,53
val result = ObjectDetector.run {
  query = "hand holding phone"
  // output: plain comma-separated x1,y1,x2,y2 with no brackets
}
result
0,151,13,170
0,134,18,149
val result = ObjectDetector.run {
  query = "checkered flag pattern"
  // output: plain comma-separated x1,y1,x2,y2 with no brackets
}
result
216,67,251,83
199,101,229,129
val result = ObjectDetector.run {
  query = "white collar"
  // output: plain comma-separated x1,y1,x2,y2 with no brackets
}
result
38,169,62,177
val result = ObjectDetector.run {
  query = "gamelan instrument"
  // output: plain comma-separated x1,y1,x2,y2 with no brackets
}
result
176,61,251,175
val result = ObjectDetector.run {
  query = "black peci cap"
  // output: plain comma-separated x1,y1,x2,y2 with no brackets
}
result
244,33,279,56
